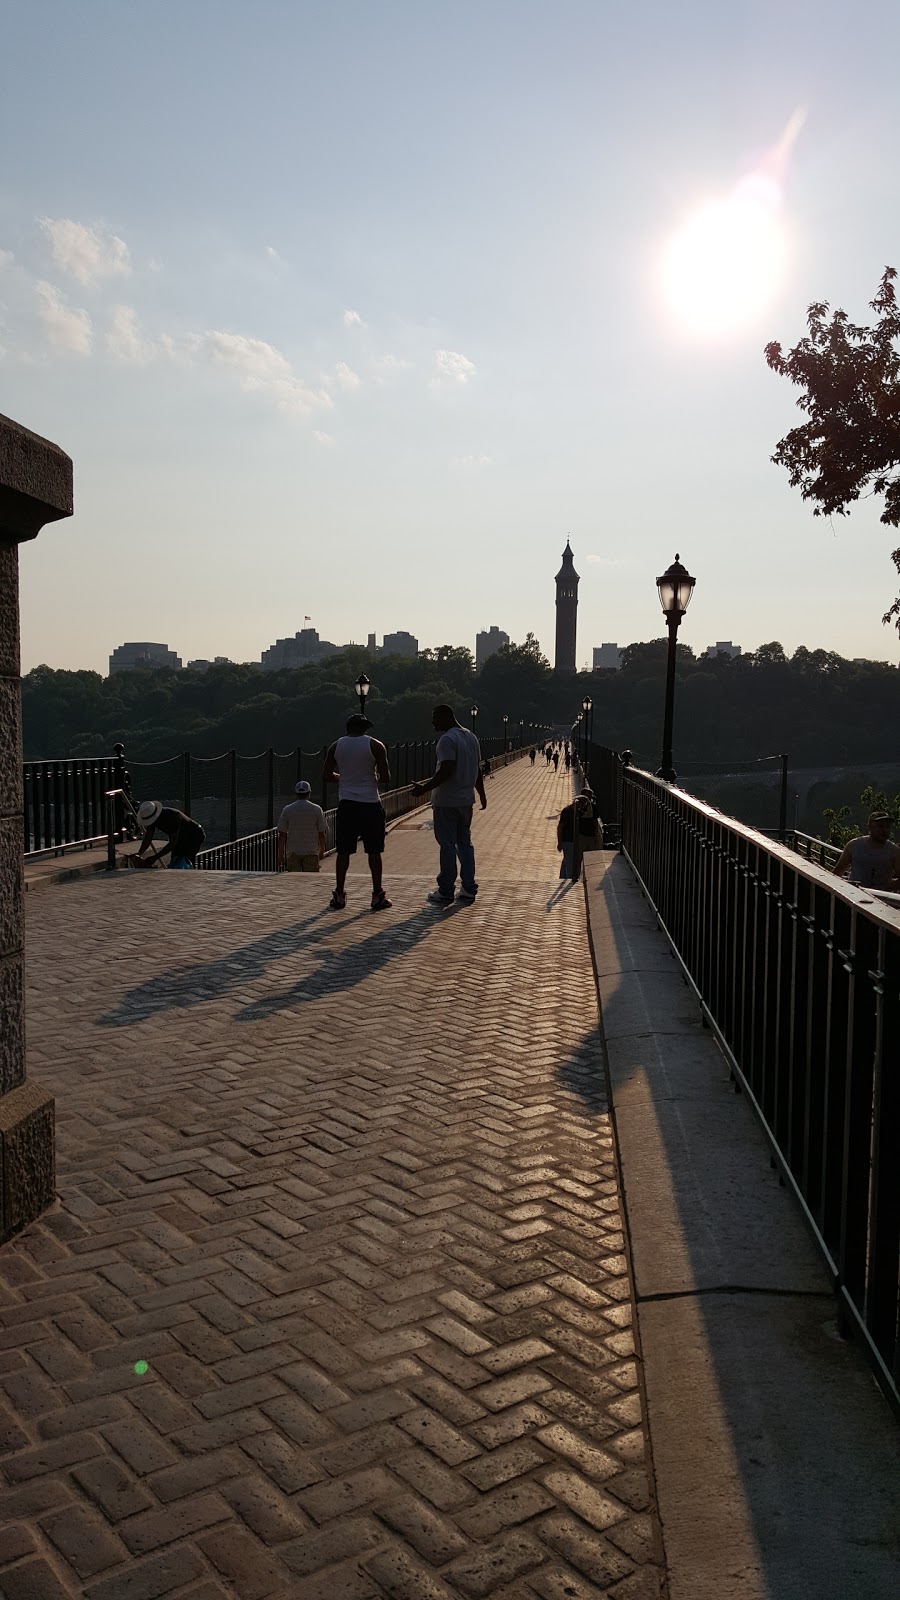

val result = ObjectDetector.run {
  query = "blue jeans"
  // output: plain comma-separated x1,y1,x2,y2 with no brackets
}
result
433,805,476,897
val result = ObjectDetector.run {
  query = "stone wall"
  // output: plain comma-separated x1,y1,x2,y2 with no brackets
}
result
0,413,72,1239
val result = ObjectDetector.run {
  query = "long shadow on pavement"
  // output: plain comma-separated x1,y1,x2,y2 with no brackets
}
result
98,903,457,1027
235,904,459,1021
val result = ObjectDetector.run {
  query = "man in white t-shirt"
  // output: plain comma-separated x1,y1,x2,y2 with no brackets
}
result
412,704,486,906
276,781,326,872
323,714,392,911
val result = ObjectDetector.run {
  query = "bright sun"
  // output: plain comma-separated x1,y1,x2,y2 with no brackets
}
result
660,174,787,338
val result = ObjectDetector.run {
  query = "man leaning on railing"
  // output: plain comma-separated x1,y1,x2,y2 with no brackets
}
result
832,810,900,891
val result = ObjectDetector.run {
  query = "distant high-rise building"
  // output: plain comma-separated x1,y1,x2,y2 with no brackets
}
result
476,625,509,668
381,631,418,658
109,642,181,675
593,643,622,671
186,657,232,672
367,632,377,653
554,540,579,674
261,628,339,669
704,641,742,660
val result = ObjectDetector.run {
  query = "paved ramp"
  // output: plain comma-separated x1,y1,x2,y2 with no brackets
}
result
2,761,662,1597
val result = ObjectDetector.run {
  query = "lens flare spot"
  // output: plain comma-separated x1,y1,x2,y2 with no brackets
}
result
133,1360,149,1376
660,176,788,338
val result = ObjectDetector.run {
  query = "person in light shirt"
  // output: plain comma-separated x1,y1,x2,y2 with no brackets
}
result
276,781,326,873
833,811,900,890
322,714,392,911
412,704,486,906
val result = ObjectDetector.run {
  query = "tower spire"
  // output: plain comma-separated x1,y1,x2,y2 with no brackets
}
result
554,538,579,674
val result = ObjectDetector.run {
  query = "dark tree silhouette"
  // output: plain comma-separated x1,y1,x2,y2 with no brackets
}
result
766,267,900,630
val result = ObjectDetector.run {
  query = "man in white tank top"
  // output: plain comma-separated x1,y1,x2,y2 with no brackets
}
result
833,810,900,890
323,715,392,910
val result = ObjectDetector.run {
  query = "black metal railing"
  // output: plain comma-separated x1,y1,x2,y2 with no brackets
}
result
24,747,128,856
24,733,526,858
787,829,842,869
621,766,900,1413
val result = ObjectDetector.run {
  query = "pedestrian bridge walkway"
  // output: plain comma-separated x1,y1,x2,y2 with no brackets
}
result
2,761,897,1597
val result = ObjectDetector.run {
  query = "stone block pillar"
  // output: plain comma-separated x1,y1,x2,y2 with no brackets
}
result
0,414,73,1240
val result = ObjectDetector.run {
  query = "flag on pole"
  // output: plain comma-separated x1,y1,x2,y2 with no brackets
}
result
304,615,311,622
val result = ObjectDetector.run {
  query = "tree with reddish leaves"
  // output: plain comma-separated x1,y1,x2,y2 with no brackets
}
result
765,267,900,631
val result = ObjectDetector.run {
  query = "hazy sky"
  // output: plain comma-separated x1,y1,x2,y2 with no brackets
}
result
4,1,900,674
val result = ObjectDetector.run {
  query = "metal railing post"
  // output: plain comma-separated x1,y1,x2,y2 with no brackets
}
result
183,751,192,820
266,747,275,829
228,749,237,842
779,753,788,843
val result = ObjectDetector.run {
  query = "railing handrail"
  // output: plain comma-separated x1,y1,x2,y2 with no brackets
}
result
620,763,900,1413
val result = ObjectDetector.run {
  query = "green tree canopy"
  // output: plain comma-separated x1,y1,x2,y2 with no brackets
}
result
766,267,900,629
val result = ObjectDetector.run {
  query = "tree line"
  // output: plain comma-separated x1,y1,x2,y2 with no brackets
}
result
21,635,900,766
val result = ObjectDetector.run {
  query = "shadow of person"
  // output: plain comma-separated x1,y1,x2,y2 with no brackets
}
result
98,905,343,1026
235,904,457,1021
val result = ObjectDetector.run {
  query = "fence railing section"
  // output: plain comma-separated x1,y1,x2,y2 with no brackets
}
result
621,766,900,1414
787,829,841,869
24,734,525,857
194,746,530,874
24,749,127,856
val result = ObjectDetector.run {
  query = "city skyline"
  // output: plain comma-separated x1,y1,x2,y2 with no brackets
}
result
5,3,900,674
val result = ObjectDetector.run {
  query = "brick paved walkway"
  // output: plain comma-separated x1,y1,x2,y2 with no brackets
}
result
3,760,664,1598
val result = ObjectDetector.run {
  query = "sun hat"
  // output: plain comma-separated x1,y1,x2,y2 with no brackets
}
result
137,800,163,827
346,714,374,730
295,780,312,796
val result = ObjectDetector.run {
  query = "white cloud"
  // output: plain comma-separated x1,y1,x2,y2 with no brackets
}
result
433,348,476,385
343,309,363,327
312,431,335,446
196,329,332,418
452,453,492,467
106,304,152,364
333,361,360,390
0,249,13,269
39,218,130,285
200,329,292,380
35,281,92,354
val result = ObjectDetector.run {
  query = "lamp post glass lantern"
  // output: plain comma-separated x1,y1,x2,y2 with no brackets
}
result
655,553,695,782
355,672,371,717
470,703,479,735
581,695,592,774
502,713,509,753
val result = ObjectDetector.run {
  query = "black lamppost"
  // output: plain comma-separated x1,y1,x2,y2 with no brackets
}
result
581,694,592,775
502,713,509,753
656,554,696,782
470,703,479,735
355,671,371,717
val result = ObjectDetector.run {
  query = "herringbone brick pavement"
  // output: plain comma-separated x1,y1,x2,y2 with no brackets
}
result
2,760,664,1597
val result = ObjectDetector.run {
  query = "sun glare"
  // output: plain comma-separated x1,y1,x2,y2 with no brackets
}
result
660,174,788,338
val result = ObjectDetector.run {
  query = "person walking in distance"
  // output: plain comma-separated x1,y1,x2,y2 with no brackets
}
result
529,747,537,766
323,714,392,910
412,704,486,905
833,810,900,890
552,749,560,772
276,780,326,873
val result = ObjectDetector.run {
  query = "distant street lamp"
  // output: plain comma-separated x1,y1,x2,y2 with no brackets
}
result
470,703,479,733
656,554,696,782
355,671,371,717
502,713,509,753
581,694,593,775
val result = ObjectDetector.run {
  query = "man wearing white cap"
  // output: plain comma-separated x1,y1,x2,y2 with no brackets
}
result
277,781,327,873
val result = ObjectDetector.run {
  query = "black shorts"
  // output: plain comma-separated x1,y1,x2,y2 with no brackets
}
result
335,800,386,855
